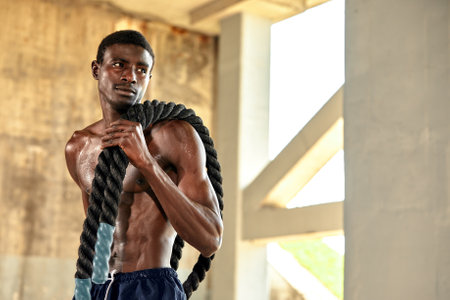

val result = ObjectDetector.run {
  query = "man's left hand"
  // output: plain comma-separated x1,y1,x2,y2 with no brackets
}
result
101,119,153,169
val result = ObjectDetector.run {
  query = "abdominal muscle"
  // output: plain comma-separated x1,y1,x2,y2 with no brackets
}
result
108,188,177,273
77,126,179,273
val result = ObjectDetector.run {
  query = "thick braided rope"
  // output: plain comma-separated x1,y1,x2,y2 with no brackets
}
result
74,100,223,299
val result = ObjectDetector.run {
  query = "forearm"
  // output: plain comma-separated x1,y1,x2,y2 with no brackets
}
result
138,158,223,257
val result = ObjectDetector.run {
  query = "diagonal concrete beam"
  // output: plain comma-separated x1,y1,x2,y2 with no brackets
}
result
243,87,343,210
243,201,343,241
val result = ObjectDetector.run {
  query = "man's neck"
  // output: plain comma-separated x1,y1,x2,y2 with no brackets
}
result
100,99,134,127
102,110,122,127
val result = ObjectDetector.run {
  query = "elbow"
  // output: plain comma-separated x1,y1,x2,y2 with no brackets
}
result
200,235,222,258
200,222,223,257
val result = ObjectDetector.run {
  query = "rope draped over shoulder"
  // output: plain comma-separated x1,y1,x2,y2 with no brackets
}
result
74,100,223,299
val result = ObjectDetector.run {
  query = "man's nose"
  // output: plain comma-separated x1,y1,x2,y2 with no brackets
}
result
121,67,137,83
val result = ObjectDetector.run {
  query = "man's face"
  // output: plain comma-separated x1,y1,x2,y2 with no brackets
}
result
93,43,153,113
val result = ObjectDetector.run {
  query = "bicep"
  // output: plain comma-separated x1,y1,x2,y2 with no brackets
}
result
167,122,219,211
178,167,219,211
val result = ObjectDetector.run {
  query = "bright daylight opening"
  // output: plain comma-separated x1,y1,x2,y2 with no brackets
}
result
269,0,345,160
268,0,345,299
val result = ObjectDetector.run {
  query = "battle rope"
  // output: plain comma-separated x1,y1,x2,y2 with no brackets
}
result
74,100,223,299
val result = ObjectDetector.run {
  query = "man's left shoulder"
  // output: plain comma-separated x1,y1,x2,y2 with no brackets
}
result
151,119,205,164
153,119,199,143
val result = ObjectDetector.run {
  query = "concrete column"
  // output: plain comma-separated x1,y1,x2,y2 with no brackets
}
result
344,0,449,299
211,13,271,300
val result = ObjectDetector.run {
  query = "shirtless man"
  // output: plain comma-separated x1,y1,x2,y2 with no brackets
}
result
65,30,223,299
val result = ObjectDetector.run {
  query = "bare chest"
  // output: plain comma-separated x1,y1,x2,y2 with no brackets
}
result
76,140,175,195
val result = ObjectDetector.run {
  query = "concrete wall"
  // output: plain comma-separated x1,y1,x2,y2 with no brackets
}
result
0,0,216,299
344,0,449,299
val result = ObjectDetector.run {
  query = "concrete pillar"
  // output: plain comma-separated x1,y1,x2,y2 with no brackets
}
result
211,13,271,300
344,0,449,299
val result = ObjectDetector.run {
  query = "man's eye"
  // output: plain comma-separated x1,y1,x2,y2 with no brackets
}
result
112,62,123,67
138,68,147,74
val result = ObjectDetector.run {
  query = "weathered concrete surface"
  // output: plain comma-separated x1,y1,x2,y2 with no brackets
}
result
344,0,449,299
0,0,216,298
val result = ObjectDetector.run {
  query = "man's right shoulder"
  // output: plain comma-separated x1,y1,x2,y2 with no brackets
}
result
65,123,100,185
66,129,91,154
66,121,102,154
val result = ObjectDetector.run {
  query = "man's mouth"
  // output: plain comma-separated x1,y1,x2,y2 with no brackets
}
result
115,85,136,95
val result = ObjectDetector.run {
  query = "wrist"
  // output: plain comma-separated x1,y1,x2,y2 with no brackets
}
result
134,152,155,170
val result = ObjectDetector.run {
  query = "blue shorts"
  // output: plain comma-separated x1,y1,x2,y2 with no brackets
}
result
74,268,186,300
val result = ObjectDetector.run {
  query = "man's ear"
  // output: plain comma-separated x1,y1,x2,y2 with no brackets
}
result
91,60,100,80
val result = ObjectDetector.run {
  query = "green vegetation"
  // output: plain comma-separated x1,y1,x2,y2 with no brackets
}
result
279,238,344,299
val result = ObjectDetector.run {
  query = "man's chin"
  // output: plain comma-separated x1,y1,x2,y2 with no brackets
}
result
113,98,141,114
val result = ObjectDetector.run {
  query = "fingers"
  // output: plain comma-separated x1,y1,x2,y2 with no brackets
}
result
101,137,122,149
104,126,130,135
101,129,130,149
101,131,128,141
105,120,142,134
100,119,152,167
105,124,131,134
101,119,144,150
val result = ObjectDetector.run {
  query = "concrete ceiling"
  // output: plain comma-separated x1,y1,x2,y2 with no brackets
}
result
98,0,329,35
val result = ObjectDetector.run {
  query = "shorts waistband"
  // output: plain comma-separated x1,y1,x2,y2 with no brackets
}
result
110,268,178,283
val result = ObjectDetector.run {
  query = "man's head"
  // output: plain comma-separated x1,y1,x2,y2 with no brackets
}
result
92,30,154,113
96,30,155,64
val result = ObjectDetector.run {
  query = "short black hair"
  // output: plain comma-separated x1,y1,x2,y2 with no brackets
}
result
96,30,155,63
